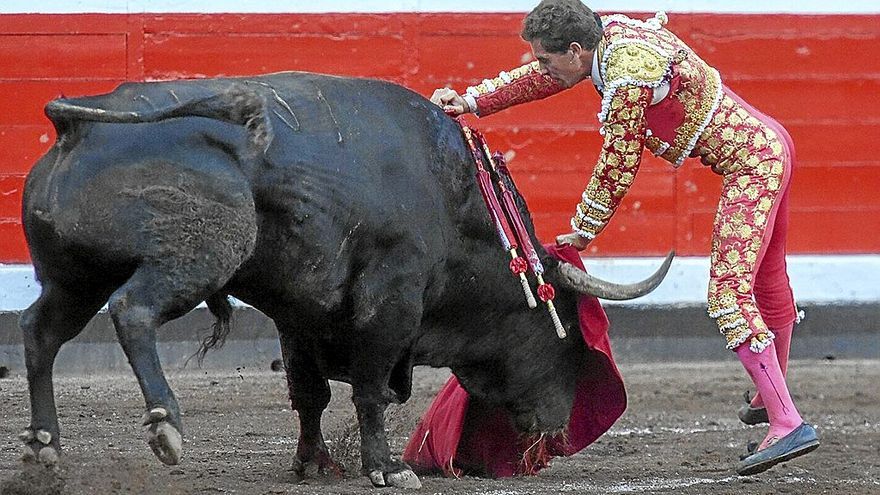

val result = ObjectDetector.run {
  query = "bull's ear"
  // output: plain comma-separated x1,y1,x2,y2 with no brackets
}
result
554,250,674,300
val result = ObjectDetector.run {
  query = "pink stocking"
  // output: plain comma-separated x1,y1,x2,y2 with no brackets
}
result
736,341,802,450
749,322,794,408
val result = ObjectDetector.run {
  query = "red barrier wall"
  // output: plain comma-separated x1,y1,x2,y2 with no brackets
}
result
1,13,879,262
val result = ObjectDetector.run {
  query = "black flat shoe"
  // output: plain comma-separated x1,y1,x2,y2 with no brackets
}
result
738,390,769,425
736,423,820,476
738,441,759,461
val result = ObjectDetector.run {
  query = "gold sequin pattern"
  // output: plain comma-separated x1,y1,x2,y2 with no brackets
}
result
571,86,651,239
706,119,788,350
468,62,565,117
467,61,541,96
604,42,670,85
601,18,722,166
695,94,784,175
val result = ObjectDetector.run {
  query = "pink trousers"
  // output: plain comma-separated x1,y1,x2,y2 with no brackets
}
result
707,87,798,352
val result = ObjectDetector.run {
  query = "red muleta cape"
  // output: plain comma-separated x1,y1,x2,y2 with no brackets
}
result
402,244,627,477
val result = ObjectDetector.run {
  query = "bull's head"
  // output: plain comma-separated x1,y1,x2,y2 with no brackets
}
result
450,252,673,437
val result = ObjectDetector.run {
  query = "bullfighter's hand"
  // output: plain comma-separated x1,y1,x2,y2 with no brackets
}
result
556,231,590,251
430,88,470,116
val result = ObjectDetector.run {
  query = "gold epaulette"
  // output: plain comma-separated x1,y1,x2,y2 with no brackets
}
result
603,42,670,87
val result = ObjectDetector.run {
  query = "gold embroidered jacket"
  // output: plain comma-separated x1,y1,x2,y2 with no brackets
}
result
464,13,727,241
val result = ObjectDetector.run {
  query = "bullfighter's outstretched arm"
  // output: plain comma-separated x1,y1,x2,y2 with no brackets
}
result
462,61,566,117
570,85,651,242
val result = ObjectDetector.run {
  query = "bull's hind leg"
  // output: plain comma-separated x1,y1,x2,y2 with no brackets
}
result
107,267,190,465
107,263,244,465
278,331,343,479
20,282,112,464
105,180,256,465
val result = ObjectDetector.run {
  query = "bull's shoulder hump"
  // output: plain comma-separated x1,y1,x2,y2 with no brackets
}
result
259,71,413,97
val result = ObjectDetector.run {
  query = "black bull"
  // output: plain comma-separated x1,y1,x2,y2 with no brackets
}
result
18,72,671,488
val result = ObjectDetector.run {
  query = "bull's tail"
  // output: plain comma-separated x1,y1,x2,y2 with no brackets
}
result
192,293,234,366
45,83,273,153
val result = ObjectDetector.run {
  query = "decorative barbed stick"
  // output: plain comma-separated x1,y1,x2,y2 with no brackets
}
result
459,122,537,309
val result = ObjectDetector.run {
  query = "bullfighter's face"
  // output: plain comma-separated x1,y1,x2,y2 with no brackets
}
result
530,38,592,88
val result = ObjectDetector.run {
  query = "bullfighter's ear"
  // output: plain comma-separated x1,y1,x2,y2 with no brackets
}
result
554,250,674,300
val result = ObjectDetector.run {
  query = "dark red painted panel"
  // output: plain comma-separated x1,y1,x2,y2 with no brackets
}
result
415,34,537,85
0,14,130,34
143,33,407,79
790,166,880,209
480,128,676,173
0,175,25,218
724,79,880,125
0,126,54,174
0,81,125,126
412,12,523,35
0,219,29,263
513,168,675,214
479,128,605,173
680,17,880,80
144,13,405,36
0,12,879,261
586,212,677,257
788,123,880,166
516,168,676,254
787,210,880,254
530,211,677,256
0,34,127,79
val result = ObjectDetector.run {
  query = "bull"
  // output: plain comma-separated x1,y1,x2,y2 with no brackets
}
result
18,72,671,488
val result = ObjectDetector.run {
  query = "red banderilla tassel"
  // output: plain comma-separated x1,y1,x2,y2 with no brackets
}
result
537,283,555,302
509,256,528,274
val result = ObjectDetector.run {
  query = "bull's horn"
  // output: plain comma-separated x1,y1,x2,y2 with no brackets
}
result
554,250,674,300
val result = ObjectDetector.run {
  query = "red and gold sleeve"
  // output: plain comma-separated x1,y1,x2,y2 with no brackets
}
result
464,61,566,117
571,85,652,241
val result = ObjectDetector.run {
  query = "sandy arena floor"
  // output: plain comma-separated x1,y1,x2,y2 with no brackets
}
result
1,358,878,494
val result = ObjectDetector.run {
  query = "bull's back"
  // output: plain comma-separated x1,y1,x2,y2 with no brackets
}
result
36,71,469,217
24,72,477,299
252,73,470,221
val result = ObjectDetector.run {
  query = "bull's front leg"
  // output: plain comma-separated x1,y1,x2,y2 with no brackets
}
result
348,255,425,488
351,390,421,489
277,331,343,479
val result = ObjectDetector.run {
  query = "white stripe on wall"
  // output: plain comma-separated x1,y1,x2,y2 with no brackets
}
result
2,255,879,311
1,0,879,14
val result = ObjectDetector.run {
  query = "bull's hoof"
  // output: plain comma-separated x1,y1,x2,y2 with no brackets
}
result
292,457,344,479
143,407,182,465
19,428,59,466
368,468,422,489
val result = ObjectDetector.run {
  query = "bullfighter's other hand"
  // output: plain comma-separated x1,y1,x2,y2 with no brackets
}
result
430,88,470,116
555,231,590,251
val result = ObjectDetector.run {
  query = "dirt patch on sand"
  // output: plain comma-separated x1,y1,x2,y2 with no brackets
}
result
1,359,878,494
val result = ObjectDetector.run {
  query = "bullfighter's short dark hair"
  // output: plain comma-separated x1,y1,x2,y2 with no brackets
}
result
521,0,603,53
